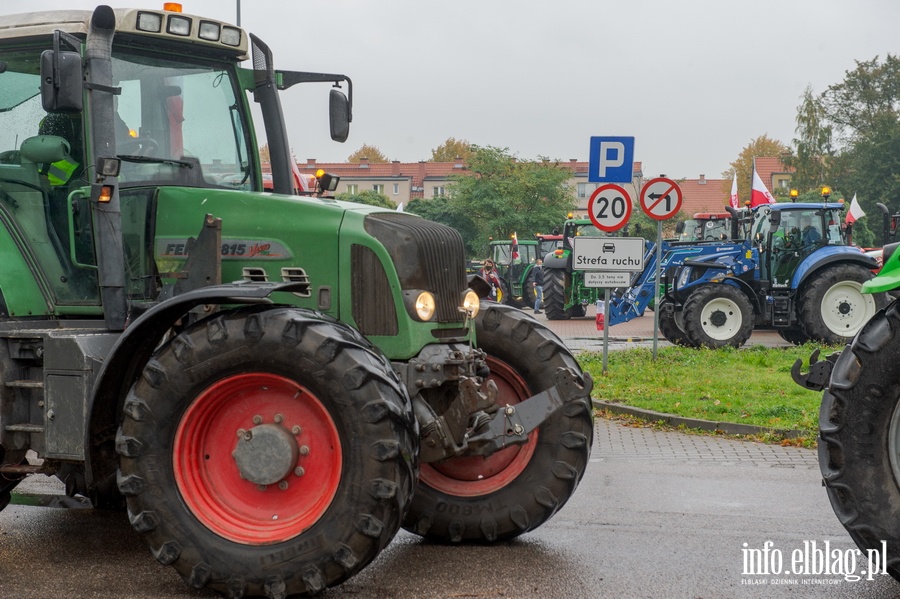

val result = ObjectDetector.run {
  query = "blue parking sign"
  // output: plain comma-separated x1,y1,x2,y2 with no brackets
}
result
588,136,635,183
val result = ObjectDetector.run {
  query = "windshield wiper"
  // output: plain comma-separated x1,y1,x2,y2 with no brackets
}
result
117,154,193,168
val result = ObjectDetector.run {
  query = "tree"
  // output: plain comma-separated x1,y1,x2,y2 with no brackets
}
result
448,146,576,257
259,143,270,163
405,197,480,255
784,86,834,191
335,190,395,209
347,144,389,163
789,54,900,244
430,137,473,163
721,134,790,204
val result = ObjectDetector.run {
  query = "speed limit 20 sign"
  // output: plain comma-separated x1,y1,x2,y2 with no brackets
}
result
587,184,632,232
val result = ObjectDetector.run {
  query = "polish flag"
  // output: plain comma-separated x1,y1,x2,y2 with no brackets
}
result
729,172,739,208
750,169,776,207
846,194,865,225
511,233,519,261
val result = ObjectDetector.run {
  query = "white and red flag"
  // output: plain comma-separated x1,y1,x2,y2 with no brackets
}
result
750,169,776,207
846,194,866,225
729,172,739,208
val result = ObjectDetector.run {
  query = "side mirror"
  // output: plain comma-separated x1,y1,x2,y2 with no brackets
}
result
674,222,685,235
768,210,781,230
329,89,350,143
40,49,83,112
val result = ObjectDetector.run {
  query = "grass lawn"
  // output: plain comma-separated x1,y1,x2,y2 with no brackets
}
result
578,343,841,443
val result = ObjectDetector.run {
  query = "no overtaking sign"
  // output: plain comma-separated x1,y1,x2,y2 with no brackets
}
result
639,177,682,221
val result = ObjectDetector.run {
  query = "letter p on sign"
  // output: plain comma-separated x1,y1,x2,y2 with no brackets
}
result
588,136,635,183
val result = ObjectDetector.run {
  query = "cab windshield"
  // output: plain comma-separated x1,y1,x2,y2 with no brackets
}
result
111,48,254,189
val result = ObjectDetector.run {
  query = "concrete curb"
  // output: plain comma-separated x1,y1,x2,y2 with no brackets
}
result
592,399,807,439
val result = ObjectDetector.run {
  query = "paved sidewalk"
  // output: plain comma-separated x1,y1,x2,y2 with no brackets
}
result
594,418,817,467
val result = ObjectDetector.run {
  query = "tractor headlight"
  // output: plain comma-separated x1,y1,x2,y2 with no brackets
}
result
402,291,436,322
415,291,436,321
677,267,692,289
462,289,480,317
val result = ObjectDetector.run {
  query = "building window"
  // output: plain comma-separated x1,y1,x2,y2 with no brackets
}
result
346,184,358,194
393,183,399,195
373,184,384,193
433,186,446,198
577,183,593,199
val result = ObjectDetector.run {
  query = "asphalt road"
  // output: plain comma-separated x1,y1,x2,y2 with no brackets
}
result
2,311,894,598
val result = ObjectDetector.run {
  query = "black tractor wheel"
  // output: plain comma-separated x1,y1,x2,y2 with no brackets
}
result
682,284,753,349
522,270,539,311
657,299,690,346
819,299,900,581
116,306,417,598
543,269,569,320
798,263,885,344
777,327,810,345
499,277,524,309
402,301,593,543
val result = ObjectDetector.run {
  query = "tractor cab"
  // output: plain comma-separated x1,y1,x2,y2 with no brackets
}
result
753,203,846,285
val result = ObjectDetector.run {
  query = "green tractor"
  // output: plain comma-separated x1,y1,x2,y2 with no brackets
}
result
542,218,613,320
0,6,593,597
489,237,541,308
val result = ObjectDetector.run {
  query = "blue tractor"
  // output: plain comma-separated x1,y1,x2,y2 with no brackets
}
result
663,202,886,348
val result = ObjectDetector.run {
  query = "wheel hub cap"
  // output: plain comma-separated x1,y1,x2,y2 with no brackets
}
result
233,424,299,486
710,310,727,327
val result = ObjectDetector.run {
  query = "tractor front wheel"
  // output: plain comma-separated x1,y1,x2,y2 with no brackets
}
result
819,299,900,581
682,284,753,349
402,302,593,543
117,306,416,598
657,299,690,346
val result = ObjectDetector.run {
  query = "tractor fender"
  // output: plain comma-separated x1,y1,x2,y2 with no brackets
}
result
791,247,879,289
543,251,570,271
84,281,304,500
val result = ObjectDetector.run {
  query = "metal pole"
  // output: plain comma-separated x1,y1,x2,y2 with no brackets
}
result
236,0,241,26
653,221,662,360
602,287,609,374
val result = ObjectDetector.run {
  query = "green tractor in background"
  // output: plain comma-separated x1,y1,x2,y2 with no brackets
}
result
489,237,541,308
0,6,594,597
541,218,613,320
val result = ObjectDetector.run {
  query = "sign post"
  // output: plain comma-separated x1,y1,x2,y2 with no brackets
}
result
639,177,683,360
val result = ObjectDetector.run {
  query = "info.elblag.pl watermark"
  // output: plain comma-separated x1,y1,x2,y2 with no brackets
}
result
741,540,888,585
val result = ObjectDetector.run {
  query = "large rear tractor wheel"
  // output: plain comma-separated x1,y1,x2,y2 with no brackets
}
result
117,306,417,598
402,302,593,543
543,269,569,320
819,299,900,581
657,299,690,346
683,284,753,349
798,264,885,344
522,270,538,310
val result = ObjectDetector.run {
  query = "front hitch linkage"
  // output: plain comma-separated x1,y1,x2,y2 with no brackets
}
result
791,348,840,392
466,368,593,456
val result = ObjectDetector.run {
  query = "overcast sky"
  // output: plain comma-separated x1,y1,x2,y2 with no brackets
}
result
4,1,899,178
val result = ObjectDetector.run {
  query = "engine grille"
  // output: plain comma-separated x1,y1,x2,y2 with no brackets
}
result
363,213,466,324
351,244,398,336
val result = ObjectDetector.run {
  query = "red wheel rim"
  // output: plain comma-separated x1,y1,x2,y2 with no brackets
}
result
173,373,342,545
419,357,538,497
